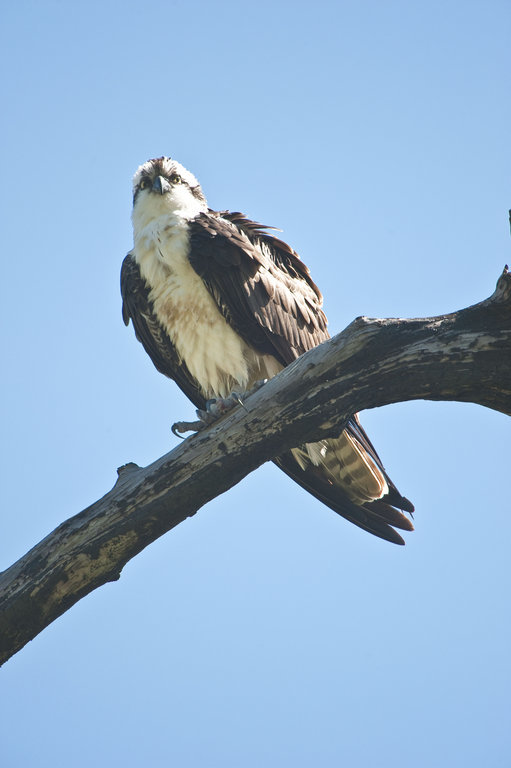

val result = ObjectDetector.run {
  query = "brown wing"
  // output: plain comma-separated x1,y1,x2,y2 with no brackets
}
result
188,211,329,365
121,254,207,409
187,211,414,544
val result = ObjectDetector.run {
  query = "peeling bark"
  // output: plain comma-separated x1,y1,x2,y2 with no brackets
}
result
0,267,509,666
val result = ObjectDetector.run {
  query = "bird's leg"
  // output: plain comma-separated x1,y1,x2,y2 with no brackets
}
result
171,380,267,438
171,393,243,437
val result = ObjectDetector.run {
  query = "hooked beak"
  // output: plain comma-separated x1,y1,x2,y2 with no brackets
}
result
152,175,171,195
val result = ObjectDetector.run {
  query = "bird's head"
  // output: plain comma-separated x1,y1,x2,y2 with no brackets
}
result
132,157,208,229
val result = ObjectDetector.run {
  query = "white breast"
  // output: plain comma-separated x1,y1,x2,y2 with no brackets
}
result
133,213,281,399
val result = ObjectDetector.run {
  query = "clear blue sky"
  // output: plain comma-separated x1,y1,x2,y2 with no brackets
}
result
1,1,510,766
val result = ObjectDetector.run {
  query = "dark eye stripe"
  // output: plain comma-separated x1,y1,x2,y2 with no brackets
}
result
133,168,206,206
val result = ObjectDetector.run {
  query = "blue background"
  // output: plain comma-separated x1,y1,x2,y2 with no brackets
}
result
1,1,510,765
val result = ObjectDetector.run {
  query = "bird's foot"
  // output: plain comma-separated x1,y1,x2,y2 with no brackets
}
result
171,380,267,438
171,418,206,437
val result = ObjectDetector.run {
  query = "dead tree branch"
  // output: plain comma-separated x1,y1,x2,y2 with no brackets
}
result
0,267,509,666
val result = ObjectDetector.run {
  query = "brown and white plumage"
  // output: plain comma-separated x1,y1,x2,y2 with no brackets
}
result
121,157,414,544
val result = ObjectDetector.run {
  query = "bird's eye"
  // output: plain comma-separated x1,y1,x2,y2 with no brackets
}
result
170,174,182,184
139,178,150,190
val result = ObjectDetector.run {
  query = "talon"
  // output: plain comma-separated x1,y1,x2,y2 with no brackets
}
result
171,420,205,437
171,380,269,437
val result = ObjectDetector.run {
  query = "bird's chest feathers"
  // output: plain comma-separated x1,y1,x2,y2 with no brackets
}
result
134,215,251,397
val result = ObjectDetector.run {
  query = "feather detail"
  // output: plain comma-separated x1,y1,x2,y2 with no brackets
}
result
124,158,414,543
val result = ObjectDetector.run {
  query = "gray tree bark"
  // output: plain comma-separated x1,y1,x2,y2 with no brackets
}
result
0,267,509,666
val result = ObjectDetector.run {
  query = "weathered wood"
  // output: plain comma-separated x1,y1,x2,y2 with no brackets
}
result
0,267,509,666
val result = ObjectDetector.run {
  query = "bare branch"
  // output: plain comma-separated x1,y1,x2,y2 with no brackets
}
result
0,267,509,666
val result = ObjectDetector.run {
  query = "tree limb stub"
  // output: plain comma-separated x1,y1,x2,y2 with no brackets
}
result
0,267,509,666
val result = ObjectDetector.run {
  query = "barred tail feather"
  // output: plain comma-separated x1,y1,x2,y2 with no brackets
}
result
274,450,414,545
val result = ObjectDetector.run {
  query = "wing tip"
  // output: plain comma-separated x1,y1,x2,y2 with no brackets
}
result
274,454,414,545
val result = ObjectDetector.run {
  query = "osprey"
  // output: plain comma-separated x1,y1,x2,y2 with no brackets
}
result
121,157,414,544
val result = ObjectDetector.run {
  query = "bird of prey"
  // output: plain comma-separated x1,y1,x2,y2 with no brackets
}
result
121,157,414,544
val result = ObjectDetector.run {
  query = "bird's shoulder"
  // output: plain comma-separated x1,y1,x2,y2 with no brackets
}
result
187,210,330,361
190,209,323,298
